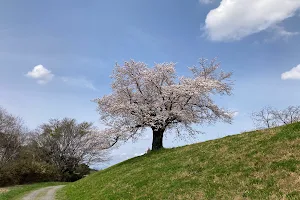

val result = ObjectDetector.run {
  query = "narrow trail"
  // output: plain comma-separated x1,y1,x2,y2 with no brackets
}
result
21,185,65,200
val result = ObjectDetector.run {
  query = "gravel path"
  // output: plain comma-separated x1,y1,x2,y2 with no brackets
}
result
22,185,65,200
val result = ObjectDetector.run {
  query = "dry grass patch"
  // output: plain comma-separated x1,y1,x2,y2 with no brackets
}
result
0,189,9,194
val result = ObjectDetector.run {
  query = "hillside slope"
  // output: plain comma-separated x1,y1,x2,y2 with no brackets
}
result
58,123,300,200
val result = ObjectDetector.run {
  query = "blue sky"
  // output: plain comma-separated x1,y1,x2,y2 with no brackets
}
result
1,0,300,169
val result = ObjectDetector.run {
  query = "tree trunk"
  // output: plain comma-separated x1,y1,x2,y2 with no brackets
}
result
152,128,164,151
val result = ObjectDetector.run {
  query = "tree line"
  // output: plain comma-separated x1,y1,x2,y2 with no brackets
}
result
252,106,300,129
0,107,118,186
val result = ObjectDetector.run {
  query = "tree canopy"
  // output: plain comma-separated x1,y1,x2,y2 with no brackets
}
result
94,58,234,150
34,118,118,177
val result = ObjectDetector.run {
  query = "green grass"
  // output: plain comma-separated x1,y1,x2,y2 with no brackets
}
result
59,122,300,199
0,182,66,200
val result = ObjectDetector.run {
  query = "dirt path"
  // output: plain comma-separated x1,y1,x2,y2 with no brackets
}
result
21,185,65,200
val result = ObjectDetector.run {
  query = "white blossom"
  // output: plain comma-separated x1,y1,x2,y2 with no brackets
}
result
94,58,233,149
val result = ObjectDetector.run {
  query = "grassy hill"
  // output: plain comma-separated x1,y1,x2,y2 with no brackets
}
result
58,122,300,200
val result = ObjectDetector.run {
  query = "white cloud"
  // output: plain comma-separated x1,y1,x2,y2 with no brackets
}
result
61,77,98,91
233,111,239,117
225,111,239,118
26,65,97,90
281,64,300,80
265,25,299,42
134,152,145,157
26,65,54,84
204,0,300,41
199,0,213,4
272,25,299,38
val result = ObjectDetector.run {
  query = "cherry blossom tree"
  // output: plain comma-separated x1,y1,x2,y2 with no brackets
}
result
94,59,234,150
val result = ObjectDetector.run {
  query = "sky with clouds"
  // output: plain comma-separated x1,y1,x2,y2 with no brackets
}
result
1,0,300,169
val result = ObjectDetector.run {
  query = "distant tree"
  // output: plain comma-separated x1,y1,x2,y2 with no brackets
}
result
251,106,277,129
33,118,118,181
94,58,234,150
272,106,300,125
252,106,300,129
0,107,26,167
